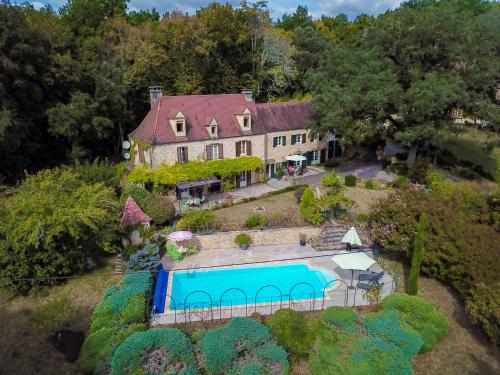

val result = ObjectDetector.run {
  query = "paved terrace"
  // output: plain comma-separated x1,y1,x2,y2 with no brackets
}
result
154,244,394,325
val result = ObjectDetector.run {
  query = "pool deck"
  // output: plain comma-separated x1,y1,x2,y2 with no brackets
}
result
154,244,394,325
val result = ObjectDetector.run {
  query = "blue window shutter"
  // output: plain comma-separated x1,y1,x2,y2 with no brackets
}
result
273,137,277,147
291,135,296,145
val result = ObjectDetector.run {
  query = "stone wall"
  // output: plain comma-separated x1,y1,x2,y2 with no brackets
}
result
195,226,320,250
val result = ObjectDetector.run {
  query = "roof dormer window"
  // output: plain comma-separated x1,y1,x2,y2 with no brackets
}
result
206,117,218,138
176,120,184,133
168,109,187,137
243,116,250,128
236,107,252,131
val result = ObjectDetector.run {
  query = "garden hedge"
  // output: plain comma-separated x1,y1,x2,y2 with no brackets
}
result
321,306,358,333
266,309,321,357
80,272,152,373
201,317,288,375
111,328,198,375
380,293,449,352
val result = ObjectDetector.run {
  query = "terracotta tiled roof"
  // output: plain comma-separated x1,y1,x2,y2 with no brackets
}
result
120,197,151,227
129,94,313,145
255,101,313,133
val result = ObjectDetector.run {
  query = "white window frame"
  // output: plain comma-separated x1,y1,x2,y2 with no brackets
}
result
312,150,320,164
294,133,304,144
240,141,247,155
211,144,219,160
211,125,217,135
274,136,285,147
178,147,187,163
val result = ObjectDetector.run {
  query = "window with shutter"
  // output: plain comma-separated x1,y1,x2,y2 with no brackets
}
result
206,145,212,160
302,134,306,143
218,143,223,159
282,136,286,146
246,141,251,155
291,135,296,145
236,141,241,156
177,147,188,163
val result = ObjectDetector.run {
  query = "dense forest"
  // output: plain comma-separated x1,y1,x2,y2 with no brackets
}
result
0,0,498,183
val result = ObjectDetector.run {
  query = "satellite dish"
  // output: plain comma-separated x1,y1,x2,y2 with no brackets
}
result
124,152,130,160
122,140,130,150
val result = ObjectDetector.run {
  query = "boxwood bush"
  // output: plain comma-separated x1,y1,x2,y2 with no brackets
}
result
380,293,449,352
245,214,269,229
80,272,152,373
344,175,357,187
321,306,358,333
201,317,288,375
111,328,198,375
266,309,321,357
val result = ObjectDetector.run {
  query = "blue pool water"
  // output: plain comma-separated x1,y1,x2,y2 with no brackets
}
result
169,263,335,310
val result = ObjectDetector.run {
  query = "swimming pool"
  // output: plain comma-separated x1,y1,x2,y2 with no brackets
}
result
169,263,336,310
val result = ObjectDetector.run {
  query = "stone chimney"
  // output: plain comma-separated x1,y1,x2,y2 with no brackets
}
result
241,89,253,102
149,86,162,108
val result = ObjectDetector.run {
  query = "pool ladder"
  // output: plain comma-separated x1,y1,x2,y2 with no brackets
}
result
187,264,200,278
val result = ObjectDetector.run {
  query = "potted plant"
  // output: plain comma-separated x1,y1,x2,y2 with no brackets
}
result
299,233,306,246
234,233,252,250
275,168,285,180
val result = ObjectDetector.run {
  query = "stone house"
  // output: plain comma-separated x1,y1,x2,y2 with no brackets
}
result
129,88,339,195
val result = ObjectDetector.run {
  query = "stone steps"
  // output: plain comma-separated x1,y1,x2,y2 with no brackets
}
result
315,221,369,252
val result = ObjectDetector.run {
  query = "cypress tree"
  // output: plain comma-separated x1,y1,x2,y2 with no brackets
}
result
407,213,427,295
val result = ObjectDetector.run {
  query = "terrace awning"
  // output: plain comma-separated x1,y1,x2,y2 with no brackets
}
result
176,176,220,190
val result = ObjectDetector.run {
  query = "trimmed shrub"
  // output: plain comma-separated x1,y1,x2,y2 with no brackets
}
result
127,243,160,273
234,233,252,247
407,214,426,295
344,175,357,187
119,183,151,206
364,309,422,359
142,194,176,225
111,328,198,375
80,323,146,374
299,187,324,226
266,309,320,357
364,179,381,190
201,318,272,374
321,172,342,190
381,293,449,352
81,272,152,373
245,214,269,229
321,306,358,333
177,209,215,232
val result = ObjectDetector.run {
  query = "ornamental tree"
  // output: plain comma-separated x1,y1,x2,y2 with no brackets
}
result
0,168,121,293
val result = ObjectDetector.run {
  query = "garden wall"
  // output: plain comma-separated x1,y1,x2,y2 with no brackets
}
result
196,226,319,249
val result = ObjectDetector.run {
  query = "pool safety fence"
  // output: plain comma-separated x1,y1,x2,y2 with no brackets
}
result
150,278,397,325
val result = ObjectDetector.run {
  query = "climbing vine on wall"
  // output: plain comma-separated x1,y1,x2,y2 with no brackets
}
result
127,156,264,186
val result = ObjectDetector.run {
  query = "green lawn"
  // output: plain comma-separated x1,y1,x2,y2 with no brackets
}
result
438,130,499,181
0,260,121,375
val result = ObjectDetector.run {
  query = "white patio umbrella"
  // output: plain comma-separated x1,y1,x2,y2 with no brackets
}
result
341,227,362,246
332,252,375,287
285,155,307,162
167,231,193,253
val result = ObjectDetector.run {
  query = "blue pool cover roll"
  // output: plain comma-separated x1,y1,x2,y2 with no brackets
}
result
152,264,168,314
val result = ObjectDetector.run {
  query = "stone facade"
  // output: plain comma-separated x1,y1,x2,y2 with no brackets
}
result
195,227,320,250
149,134,266,168
265,129,328,164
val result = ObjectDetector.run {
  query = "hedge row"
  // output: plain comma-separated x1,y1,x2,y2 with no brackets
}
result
80,272,153,373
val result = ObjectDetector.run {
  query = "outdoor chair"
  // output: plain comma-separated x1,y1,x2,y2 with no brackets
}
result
357,280,384,291
358,271,385,283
